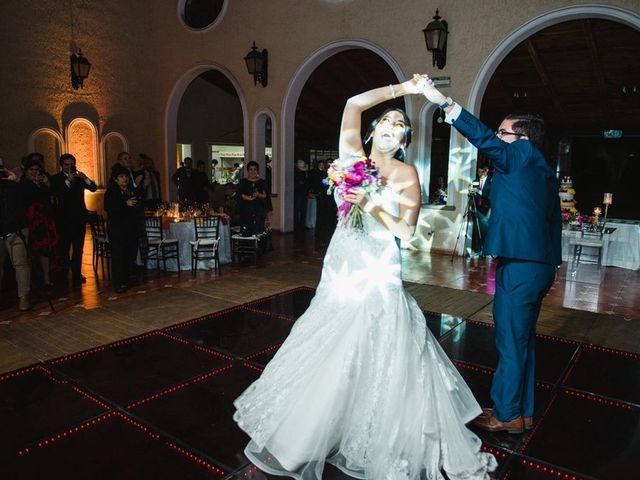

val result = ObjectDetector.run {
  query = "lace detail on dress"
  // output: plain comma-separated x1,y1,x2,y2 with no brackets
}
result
234,187,496,480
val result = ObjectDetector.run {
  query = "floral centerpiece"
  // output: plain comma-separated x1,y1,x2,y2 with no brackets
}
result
324,156,382,231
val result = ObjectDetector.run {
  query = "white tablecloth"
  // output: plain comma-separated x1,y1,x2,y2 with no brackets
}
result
562,220,640,270
150,218,231,271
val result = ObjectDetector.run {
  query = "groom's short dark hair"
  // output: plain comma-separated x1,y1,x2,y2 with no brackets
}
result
504,113,545,150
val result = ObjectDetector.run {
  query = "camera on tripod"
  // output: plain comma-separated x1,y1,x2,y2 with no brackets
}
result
468,181,480,197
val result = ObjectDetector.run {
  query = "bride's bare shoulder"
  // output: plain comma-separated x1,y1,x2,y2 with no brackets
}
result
392,161,418,179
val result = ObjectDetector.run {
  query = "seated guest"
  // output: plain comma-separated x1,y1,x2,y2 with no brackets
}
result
0,166,30,310
20,159,59,287
104,164,142,294
236,161,268,236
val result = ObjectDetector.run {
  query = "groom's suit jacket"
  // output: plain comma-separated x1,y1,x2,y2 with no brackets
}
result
452,109,562,266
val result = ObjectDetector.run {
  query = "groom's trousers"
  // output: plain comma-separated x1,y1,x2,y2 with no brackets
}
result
491,258,555,422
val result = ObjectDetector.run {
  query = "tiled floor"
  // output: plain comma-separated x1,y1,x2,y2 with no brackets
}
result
2,288,638,479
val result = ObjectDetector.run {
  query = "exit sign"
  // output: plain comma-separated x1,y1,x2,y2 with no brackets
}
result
604,130,623,138
430,76,451,87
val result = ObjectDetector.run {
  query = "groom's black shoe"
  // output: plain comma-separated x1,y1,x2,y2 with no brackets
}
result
481,407,533,430
472,413,524,434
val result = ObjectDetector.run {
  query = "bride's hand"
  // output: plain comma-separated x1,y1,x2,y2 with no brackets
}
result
402,74,429,95
343,187,366,206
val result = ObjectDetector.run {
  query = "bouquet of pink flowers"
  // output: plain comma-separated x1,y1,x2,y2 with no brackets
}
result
324,157,382,231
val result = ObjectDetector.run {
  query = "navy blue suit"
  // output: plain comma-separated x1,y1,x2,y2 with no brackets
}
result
451,108,562,422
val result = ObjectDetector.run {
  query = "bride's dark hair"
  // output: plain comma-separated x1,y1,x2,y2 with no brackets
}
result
364,108,412,162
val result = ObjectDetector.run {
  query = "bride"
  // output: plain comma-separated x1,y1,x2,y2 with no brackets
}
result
234,75,497,480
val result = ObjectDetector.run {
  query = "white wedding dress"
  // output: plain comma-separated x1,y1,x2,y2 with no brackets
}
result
234,187,497,480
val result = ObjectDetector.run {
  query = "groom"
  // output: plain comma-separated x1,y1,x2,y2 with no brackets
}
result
423,79,562,433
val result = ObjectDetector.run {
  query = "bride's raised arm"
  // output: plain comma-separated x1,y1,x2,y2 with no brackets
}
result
338,75,427,160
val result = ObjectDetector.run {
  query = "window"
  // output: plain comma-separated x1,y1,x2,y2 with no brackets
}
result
181,0,225,30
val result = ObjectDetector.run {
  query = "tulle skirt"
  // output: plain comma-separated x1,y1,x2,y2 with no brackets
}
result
234,226,496,480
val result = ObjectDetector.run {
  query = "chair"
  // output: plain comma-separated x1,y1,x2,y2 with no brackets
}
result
570,227,604,266
143,216,180,272
190,216,220,275
232,232,263,266
87,211,111,278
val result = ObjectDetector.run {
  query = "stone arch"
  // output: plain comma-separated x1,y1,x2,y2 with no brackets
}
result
252,109,277,192
164,64,248,201
27,127,65,174
280,39,408,232
65,118,99,182
100,131,129,187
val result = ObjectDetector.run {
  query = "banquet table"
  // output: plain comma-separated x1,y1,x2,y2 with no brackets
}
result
149,216,231,271
561,219,640,270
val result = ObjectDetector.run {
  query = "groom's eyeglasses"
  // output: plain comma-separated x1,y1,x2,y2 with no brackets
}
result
496,129,525,138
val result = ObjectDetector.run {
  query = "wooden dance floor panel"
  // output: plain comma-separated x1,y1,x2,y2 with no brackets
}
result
1,287,638,479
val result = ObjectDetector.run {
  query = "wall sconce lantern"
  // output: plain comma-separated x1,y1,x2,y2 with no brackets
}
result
70,49,91,89
244,42,268,87
422,9,448,70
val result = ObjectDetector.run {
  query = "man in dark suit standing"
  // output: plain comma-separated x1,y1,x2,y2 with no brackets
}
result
423,77,561,434
51,153,97,287
471,165,491,255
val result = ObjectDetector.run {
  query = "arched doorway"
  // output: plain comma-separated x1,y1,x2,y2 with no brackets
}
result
164,65,247,202
281,40,408,232
450,4,640,253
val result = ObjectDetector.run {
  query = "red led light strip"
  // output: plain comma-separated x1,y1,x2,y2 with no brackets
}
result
585,343,640,360
158,331,233,360
49,331,158,365
519,392,558,453
243,305,295,322
127,363,234,409
480,444,507,459
16,411,116,456
563,388,635,411
164,441,226,476
190,363,234,384
71,386,111,410
164,304,246,331
0,364,51,382
246,343,283,360
453,360,552,390
242,362,264,373
465,319,581,346
516,458,585,479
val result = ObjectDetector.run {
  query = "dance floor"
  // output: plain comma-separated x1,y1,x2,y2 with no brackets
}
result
1,287,638,480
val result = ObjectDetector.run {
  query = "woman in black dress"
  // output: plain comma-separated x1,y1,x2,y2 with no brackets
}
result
104,164,141,293
20,158,59,286
236,161,268,236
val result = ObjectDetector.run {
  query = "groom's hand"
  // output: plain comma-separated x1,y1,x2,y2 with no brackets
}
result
422,76,449,105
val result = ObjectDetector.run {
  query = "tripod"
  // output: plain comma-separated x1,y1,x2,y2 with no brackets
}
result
451,192,483,261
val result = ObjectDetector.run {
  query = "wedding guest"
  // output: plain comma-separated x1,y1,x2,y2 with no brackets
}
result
0,166,30,310
471,165,491,255
236,161,268,236
194,159,212,205
104,164,142,293
293,159,309,229
50,153,97,287
172,157,197,203
20,159,59,287
424,76,561,434
142,154,162,210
